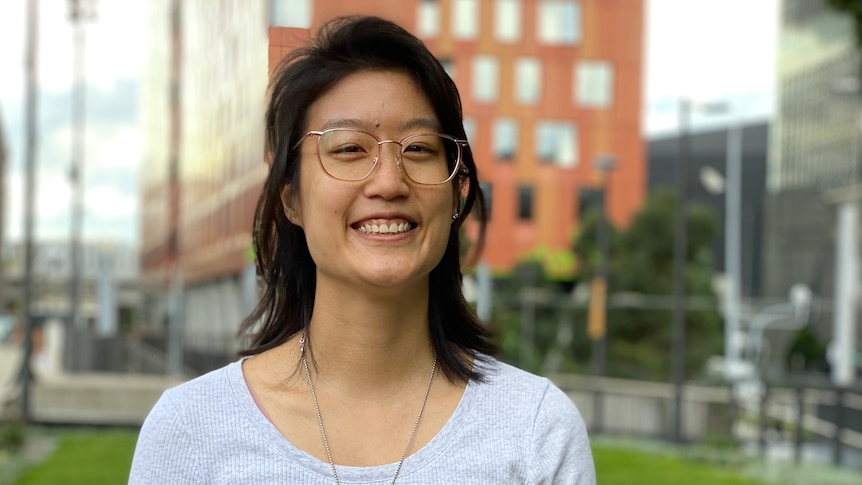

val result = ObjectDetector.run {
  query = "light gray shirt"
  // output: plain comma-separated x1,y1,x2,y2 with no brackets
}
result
129,358,596,484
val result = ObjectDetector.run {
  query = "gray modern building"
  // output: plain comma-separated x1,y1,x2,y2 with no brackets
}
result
768,0,861,386
648,121,769,299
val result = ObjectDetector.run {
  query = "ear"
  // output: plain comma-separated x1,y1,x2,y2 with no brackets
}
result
281,185,302,226
452,180,466,219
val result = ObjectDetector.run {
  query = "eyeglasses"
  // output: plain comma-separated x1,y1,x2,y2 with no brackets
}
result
298,128,468,185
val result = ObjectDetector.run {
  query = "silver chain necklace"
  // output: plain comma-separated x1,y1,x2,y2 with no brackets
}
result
299,335,438,485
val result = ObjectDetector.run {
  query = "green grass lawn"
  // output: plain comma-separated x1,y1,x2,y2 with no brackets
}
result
593,443,768,485
13,429,767,485
12,429,138,485
11,429,857,485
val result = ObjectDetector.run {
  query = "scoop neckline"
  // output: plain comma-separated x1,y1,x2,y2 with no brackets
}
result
230,358,483,482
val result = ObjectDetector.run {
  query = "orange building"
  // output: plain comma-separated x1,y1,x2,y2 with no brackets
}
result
269,0,645,277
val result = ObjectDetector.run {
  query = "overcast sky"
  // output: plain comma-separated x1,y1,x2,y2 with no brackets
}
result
0,0,779,246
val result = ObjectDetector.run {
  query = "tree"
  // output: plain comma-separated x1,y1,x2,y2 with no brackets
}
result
786,326,829,374
573,188,723,381
825,0,862,49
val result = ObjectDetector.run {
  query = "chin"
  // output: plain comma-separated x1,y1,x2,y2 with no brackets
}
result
359,267,431,291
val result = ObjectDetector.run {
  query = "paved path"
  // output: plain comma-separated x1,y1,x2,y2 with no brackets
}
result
2,344,181,426
29,371,181,426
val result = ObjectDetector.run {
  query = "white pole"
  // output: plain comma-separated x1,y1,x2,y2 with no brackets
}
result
96,250,117,338
725,120,743,380
832,200,858,386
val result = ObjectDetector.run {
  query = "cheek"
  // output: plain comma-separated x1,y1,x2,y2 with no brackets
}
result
429,195,456,243
300,178,349,231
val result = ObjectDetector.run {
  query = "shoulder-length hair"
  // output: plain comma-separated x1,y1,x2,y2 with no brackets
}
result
239,16,496,382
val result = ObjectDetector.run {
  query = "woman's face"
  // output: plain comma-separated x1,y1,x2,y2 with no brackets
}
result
286,70,456,293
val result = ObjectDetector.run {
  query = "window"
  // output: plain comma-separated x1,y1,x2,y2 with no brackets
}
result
270,0,311,28
493,118,518,160
576,61,613,108
536,121,578,167
537,0,581,45
472,56,499,102
452,0,479,39
515,57,541,104
417,0,440,38
439,57,456,81
463,117,477,144
494,0,521,42
518,185,533,220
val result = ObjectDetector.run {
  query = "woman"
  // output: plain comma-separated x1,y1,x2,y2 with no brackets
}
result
130,16,595,484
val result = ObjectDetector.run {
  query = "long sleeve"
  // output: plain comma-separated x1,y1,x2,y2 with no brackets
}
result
128,389,201,484
528,381,597,484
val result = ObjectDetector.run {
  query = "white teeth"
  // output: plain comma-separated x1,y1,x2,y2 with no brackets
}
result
358,222,413,234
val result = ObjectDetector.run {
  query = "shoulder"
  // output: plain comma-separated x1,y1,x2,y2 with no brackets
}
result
171,360,240,394
477,359,574,409
472,359,596,484
137,359,242,433
151,360,249,432
129,361,246,484
468,358,585,432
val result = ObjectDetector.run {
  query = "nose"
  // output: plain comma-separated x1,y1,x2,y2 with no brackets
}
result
364,141,409,198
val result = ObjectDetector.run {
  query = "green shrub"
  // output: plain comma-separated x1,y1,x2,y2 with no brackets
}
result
0,419,26,453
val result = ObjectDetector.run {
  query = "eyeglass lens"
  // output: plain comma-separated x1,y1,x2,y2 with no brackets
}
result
317,130,459,184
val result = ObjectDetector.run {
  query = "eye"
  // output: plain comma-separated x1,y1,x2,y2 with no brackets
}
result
401,135,445,160
403,142,434,154
332,143,367,155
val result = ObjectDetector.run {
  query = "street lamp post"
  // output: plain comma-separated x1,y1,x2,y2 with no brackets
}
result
588,154,616,432
670,99,692,443
671,98,727,442
67,0,96,346
20,0,39,422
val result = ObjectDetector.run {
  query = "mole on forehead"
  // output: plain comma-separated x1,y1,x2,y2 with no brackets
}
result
318,118,442,131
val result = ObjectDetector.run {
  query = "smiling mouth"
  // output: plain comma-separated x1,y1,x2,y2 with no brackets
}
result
355,221,415,235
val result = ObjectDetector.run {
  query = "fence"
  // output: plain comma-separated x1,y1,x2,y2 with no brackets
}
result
553,373,862,472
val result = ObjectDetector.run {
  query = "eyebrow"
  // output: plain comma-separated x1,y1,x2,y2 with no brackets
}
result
318,117,443,133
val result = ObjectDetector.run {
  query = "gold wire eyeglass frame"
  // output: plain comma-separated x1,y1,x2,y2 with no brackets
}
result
294,128,469,185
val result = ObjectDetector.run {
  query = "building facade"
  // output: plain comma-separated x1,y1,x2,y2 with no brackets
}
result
139,0,268,364
766,0,861,385
141,0,645,369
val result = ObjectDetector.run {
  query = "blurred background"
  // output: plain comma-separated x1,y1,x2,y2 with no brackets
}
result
1,0,862,481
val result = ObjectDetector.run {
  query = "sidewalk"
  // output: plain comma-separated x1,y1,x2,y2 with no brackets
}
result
1,342,182,425
29,371,182,425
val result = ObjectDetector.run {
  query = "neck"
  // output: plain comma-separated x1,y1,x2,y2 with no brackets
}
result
302,277,436,395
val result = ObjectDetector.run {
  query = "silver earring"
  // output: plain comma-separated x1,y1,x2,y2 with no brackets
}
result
452,213,459,220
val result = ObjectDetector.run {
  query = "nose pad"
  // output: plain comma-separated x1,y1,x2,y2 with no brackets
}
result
373,143,406,177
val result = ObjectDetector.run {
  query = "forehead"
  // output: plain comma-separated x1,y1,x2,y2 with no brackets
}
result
306,70,440,133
